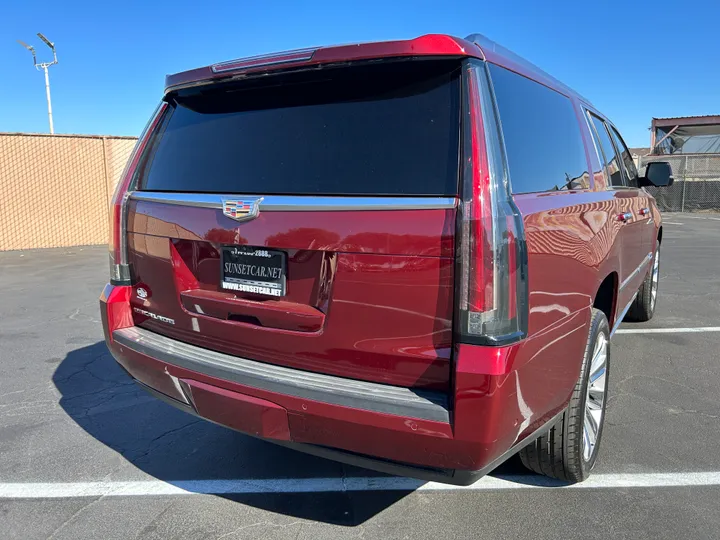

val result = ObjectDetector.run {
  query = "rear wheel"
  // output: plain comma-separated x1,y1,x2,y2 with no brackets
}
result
625,244,660,322
518,308,610,482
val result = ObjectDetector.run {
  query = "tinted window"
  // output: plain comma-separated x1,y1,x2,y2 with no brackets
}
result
488,64,589,194
588,114,625,188
139,61,460,196
609,127,639,188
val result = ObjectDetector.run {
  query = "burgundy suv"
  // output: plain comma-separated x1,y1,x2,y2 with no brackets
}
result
100,33,673,484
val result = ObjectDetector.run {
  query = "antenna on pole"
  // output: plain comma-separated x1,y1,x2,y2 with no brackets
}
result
17,33,58,134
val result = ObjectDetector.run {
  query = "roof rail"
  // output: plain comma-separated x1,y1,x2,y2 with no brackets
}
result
465,33,592,106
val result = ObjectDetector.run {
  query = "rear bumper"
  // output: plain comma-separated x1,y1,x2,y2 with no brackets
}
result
113,326,450,423
134,378,561,485
101,284,563,484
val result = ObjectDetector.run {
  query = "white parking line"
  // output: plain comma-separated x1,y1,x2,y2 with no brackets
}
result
616,327,720,334
2,472,720,498
669,215,720,221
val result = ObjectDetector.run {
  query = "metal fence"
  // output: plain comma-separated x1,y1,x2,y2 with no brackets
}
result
1,133,715,251
0,133,137,251
640,154,720,212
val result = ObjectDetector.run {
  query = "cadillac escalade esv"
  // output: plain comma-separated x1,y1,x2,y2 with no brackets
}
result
100,33,673,484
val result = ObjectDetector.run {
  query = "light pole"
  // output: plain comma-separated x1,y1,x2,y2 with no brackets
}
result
17,33,58,134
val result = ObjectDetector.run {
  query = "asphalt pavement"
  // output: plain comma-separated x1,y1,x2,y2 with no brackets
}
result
1,213,719,539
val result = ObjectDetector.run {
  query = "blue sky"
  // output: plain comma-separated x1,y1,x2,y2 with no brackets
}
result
2,0,718,147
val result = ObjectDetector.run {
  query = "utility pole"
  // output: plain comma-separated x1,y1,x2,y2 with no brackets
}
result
17,33,58,134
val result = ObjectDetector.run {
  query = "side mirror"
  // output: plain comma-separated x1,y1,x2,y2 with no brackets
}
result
640,161,674,187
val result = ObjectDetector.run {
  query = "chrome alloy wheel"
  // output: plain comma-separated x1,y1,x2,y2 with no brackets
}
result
650,249,660,310
583,333,608,462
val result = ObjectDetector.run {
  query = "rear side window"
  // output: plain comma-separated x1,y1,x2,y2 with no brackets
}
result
139,61,461,196
488,64,589,194
609,127,639,188
588,113,625,188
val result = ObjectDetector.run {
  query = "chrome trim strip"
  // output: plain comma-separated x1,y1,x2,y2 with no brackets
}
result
619,252,653,291
611,292,638,337
113,327,450,423
130,191,220,209
130,192,457,211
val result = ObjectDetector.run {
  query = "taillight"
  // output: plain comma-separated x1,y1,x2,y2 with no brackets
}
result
456,61,528,346
109,102,168,285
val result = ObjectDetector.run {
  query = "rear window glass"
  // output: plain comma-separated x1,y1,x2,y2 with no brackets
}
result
139,61,461,196
488,63,590,194
588,113,625,188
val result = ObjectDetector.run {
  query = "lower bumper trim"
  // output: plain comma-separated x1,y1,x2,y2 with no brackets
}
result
133,377,563,486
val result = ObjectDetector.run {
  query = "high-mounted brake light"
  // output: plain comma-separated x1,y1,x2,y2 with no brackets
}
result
109,102,168,285
211,48,318,74
456,61,528,346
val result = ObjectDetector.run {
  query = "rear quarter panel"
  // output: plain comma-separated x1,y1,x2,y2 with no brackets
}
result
511,191,622,415
505,96,623,420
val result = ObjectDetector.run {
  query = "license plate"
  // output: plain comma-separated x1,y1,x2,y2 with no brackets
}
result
220,246,286,297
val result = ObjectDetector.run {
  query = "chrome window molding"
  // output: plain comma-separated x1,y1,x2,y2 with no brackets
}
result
129,192,457,211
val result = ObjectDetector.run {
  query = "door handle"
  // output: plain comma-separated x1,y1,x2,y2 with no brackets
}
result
617,212,633,222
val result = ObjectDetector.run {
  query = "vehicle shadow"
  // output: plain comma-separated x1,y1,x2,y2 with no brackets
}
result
53,342,556,526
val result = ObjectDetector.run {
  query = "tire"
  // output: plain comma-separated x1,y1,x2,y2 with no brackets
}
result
625,243,660,322
518,308,610,483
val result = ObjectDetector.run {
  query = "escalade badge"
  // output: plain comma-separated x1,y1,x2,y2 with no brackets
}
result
222,197,264,222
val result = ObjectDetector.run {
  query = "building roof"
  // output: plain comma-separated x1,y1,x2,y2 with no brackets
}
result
629,147,651,156
652,115,720,128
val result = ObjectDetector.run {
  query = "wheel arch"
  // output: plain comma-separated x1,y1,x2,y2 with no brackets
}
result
593,272,618,329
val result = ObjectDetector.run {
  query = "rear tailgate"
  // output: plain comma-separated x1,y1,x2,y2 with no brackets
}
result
126,59,461,390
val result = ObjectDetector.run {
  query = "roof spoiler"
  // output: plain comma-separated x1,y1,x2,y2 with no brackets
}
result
164,34,480,94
